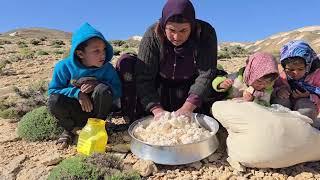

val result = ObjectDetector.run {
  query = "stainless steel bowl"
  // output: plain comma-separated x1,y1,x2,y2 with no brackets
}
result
128,113,219,165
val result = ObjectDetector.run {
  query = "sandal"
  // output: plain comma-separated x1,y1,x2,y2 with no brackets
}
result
56,130,75,149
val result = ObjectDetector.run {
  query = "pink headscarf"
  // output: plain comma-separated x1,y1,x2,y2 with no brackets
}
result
244,52,279,86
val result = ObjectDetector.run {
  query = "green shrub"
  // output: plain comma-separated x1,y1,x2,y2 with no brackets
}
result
19,48,35,59
36,50,49,56
48,153,141,180
51,40,65,46
40,36,47,41
113,47,121,56
17,106,63,141
107,171,141,180
53,44,62,48
30,39,41,46
53,50,65,55
218,45,248,59
48,155,99,180
0,59,10,74
17,41,28,48
0,108,17,119
110,40,126,47
218,50,231,59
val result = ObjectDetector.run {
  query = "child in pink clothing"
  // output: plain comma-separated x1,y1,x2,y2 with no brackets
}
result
272,40,320,121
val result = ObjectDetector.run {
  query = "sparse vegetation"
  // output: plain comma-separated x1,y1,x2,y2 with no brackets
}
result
48,153,140,180
218,45,248,59
51,40,65,46
113,47,121,56
0,108,18,119
0,39,12,45
53,49,65,55
37,50,49,56
40,36,47,41
110,40,126,47
17,106,63,141
0,81,49,119
0,59,11,74
30,39,41,46
19,48,35,59
53,44,62,48
17,41,28,48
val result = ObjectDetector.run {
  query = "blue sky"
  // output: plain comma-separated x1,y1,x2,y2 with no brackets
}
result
0,0,319,42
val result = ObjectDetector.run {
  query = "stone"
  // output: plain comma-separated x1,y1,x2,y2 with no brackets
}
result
110,152,126,159
208,152,222,162
111,143,130,153
124,154,138,164
227,157,246,172
2,155,27,179
188,161,202,170
132,159,158,177
40,153,62,166
122,135,131,142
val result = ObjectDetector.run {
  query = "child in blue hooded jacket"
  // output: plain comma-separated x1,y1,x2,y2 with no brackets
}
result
48,23,121,149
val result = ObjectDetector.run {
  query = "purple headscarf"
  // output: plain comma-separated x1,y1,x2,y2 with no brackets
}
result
160,0,196,30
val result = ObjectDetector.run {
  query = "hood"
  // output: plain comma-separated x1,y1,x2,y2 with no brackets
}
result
70,22,113,68
244,52,279,86
280,40,317,67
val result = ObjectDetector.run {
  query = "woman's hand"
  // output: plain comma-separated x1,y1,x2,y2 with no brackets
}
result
152,107,166,120
218,79,233,90
78,92,93,112
292,89,310,99
175,101,196,117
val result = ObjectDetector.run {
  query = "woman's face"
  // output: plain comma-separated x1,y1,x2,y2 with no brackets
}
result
165,22,191,46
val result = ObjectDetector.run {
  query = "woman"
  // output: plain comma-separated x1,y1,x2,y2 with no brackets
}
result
117,0,225,122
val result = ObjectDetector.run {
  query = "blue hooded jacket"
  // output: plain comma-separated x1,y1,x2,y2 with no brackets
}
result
48,23,121,99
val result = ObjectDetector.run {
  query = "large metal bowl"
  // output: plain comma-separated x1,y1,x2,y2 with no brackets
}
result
128,113,219,165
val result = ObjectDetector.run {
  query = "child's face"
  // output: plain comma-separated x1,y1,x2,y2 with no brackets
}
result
76,38,106,67
251,78,273,91
284,61,306,80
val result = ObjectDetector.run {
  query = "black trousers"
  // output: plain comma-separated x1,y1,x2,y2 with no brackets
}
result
48,84,113,131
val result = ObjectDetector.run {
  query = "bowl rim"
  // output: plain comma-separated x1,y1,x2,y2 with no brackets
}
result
128,113,219,147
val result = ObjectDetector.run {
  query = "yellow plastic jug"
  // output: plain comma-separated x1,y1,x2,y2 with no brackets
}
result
77,118,108,156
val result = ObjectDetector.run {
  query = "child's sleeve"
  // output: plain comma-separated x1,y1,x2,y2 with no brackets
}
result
48,63,80,99
100,65,122,99
212,76,228,92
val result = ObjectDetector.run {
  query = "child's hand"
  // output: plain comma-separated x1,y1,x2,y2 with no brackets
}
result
80,81,99,93
277,89,291,99
79,92,93,112
292,89,310,99
243,90,254,101
219,79,234,90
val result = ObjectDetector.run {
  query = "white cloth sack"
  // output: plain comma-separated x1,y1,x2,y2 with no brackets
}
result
211,100,320,168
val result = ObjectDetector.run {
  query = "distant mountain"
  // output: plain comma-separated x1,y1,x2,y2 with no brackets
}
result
221,26,320,56
1,27,71,39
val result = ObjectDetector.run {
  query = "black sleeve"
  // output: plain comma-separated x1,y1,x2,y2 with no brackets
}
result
136,24,161,111
189,21,217,100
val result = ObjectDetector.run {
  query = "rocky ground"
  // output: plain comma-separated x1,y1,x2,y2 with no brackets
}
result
1,36,320,180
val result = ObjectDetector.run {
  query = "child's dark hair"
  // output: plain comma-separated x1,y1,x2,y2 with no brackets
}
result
281,57,306,68
261,73,279,81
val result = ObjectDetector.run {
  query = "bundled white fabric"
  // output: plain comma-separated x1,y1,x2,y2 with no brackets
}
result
211,100,320,168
